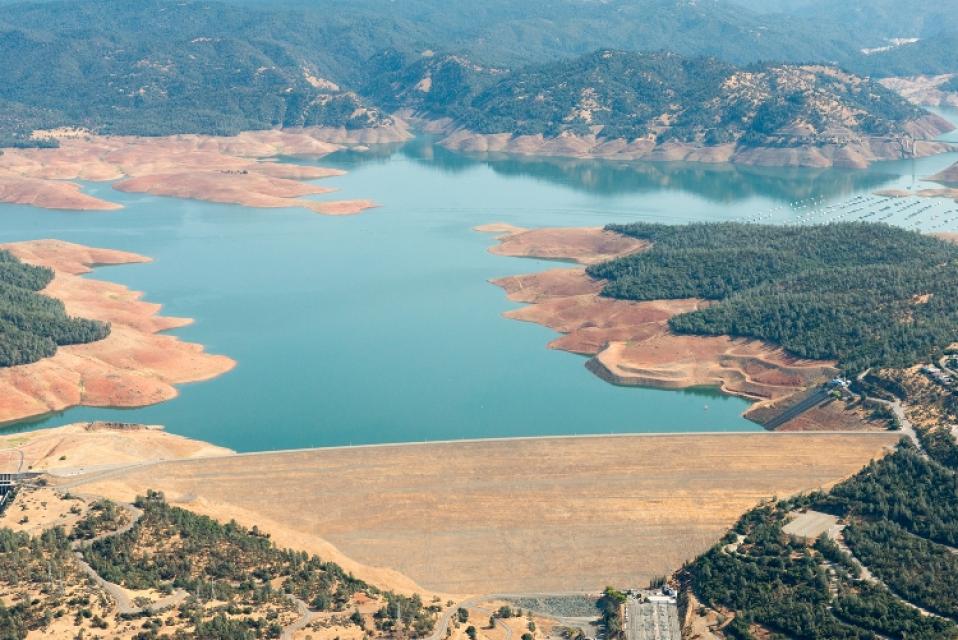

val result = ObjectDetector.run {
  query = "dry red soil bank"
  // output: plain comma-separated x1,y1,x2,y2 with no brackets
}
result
0,123,411,214
479,225,842,425
0,240,235,424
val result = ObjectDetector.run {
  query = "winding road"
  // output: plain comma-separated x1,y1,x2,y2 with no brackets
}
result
70,499,190,616
68,496,311,637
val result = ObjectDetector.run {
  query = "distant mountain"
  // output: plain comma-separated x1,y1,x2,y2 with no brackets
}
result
788,0,958,40
220,0,858,67
0,0,954,148
0,0,406,142
731,0,958,42
362,53,508,116
731,0,958,78
851,34,958,78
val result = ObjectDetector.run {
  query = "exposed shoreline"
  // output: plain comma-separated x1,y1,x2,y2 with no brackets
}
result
873,160,958,202
0,240,235,424
0,121,412,213
477,224,876,431
431,113,955,169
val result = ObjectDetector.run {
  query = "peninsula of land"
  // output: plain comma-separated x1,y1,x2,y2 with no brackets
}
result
0,240,235,424
479,222,956,431
931,161,958,186
873,160,958,202
477,224,851,428
0,122,411,214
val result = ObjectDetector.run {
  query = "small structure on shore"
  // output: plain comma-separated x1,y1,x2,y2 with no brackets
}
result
0,448,30,512
0,473,17,511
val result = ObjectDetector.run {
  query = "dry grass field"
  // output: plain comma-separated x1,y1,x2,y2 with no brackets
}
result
62,432,899,595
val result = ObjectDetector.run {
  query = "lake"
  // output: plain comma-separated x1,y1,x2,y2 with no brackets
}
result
2,111,957,451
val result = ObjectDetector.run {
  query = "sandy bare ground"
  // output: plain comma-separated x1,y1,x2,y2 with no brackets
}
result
781,510,839,541
0,422,231,474
875,187,958,201
61,432,898,595
479,226,840,423
0,123,411,213
0,240,235,423
475,224,649,265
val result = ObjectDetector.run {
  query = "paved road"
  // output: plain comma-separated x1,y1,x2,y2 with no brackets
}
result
70,499,190,615
866,397,922,453
280,593,315,640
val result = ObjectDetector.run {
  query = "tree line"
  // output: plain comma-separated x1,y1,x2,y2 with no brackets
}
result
686,444,958,639
591,222,958,372
0,250,110,367
78,491,436,638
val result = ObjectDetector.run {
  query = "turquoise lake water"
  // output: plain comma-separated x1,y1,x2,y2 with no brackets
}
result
1,109,957,451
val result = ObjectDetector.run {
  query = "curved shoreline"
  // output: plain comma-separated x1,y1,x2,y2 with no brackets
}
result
0,123,412,214
437,113,955,169
477,224,875,430
0,240,235,424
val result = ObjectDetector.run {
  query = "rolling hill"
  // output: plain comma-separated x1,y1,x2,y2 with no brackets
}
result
0,0,954,152
399,51,953,167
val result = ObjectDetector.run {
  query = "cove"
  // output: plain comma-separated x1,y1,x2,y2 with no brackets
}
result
1,114,957,451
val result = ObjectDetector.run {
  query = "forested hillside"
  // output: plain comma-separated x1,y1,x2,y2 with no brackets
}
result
218,0,859,68
0,0,403,144
731,0,958,77
0,250,109,367
0,490,437,638
686,444,958,639
589,223,958,371
851,34,958,78
0,0,953,146
399,51,932,147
